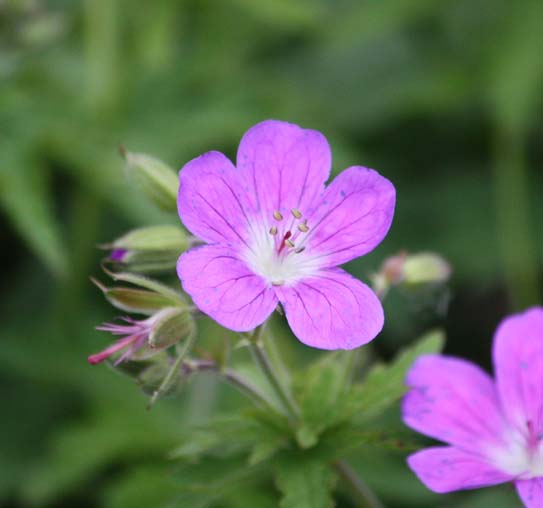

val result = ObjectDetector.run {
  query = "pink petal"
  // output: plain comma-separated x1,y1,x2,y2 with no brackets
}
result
516,478,543,508
87,334,136,365
177,151,252,246
236,120,331,221
408,447,512,493
275,268,383,350
177,244,278,332
304,166,395,267
402,355,506,450
493,307,543,434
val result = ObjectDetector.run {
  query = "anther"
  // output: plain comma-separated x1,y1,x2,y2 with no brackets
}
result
272,280,285,286
269,226,278,235
291,208,302,219
273,210,283,221
285,239,295,248
295,247,305,254
298,222,309,233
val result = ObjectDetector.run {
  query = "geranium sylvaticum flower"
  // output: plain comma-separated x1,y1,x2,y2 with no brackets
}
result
176,120,395,349
403,307,543,508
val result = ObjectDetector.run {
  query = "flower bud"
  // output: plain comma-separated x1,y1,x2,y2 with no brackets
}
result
402,253,451,286
121,147,178,212
372,251,451,297
108,249,178,273
91,278,182,315
148,307,196,350
88,307,195,365
104,225,190,273
110,225,189,252
136,354,184,397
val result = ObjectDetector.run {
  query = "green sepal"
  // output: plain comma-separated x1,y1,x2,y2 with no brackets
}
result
109,225,189,252
102,266,186,305
92,279,180,314
148,307,195,349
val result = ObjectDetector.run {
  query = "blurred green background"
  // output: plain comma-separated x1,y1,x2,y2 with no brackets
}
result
1,0,541,507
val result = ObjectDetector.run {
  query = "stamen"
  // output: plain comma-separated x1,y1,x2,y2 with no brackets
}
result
298,222,309,233
295,246,305,254
285,239,295,248
272,280,285,286
269,226,278,235
291,208,302,219
277,231,292,254
273,210,283,221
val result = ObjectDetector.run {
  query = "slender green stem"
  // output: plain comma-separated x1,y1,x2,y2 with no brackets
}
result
188,359,277,413
248,325,299,421
148,330,196,409
334,460,385,508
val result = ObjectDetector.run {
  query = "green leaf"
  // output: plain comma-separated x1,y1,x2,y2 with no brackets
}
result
275,455,336,508
294,352,352,448
344,330,445,424
171,412,287,464
0,158,67,277
103,464,179,508
173,455,265,507
317,422,425,459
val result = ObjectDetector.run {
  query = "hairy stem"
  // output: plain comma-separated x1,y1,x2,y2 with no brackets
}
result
187,359,277,412
334,460,385,508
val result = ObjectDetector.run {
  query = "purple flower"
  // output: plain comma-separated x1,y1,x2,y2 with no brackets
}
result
88,313,161,365
403,307,543,508
176,120,395,349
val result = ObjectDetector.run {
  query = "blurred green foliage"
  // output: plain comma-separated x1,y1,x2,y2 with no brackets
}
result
0,0,541,507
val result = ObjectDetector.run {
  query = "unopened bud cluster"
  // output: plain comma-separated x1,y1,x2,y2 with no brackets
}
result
372,251,451,298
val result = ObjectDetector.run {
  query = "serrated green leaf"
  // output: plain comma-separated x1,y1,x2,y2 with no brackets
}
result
275,455,336,508
248,434,286,465
294,352,352,448
173,455,265,503
344,330,445,424
171,412,287,464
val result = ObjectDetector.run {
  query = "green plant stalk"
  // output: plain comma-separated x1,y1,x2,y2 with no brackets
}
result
493,127,541,308
334,460,385,508
183,359,278,413
248,325,300,422
148,329,196,409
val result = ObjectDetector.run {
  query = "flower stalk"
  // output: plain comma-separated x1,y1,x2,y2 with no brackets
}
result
148,328,196,408
248,325,299,422
334,460,385,508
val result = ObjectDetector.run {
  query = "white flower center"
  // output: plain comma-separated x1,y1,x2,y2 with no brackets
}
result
243,208,322,287
487,422,543,479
